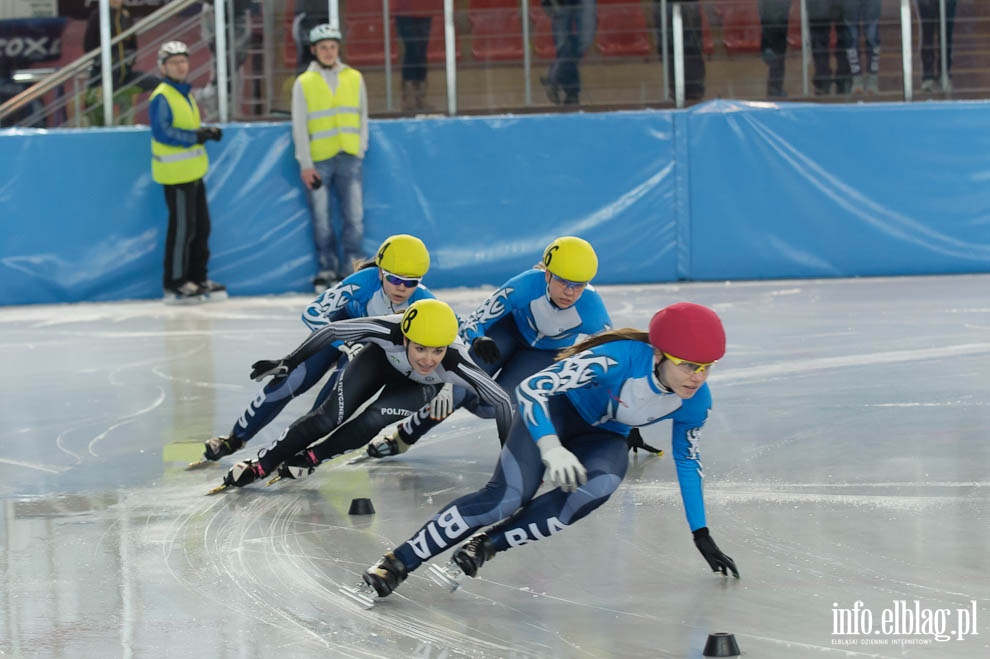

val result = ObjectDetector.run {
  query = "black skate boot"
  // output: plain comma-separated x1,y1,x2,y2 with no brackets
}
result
203,435,244,461
270,449,319,484
362,552,408,598
452,532,496,578
222,460,266,488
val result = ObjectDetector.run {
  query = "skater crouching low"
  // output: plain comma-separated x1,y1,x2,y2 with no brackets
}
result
360,302,739,601
214,299,512,491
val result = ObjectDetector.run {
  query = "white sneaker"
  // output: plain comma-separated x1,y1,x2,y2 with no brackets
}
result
920,79,937,93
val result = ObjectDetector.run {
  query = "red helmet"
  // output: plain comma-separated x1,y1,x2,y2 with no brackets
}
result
648,302,725,363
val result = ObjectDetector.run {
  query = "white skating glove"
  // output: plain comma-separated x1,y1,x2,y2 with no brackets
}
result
429,383,454,420
367,431,410,458
537,435,587,492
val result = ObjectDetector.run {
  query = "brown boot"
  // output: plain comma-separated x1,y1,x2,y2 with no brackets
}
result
413,80,434,112
401,80,417,113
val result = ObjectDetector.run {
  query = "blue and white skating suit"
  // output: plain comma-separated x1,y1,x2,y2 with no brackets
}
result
391,338,711,572
459,268,612,352
254,315,513,473
397,268,613,445
229,266,436,445
302,266,436,331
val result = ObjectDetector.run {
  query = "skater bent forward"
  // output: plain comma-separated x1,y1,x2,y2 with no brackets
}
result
360,302,740,600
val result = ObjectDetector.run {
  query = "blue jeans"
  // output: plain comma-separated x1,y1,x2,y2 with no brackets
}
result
843,0,881,75
548,0,597,99
309,153,364,278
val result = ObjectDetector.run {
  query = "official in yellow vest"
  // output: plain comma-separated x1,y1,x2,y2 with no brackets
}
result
291,24,369,294
149,40,227,304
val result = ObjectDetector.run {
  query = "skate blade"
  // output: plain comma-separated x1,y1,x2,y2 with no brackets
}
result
346,453,372,466
266,474,284,486
427,562,462,592
185,459,213,471
206,483,231,495
339,582,376,609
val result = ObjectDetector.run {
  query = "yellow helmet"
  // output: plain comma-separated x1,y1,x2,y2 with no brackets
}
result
542,236,598,282
401,299,459,347
376,234,430,278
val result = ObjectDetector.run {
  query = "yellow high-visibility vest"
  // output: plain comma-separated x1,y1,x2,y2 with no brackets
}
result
150,83,208,185
299,67,362,161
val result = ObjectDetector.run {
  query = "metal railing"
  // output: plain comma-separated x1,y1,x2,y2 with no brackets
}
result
0,0,201,127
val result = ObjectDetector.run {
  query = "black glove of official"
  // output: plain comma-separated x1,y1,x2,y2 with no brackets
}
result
195,127,223,144
250,359,288,381
693,527,740,578
626,428,663,455
471,336,500,364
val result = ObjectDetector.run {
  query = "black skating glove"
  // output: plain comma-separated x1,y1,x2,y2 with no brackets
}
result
692,527,740,578
626,428,663,455
471,336,500,364
250,359,288,381
195,127,222,143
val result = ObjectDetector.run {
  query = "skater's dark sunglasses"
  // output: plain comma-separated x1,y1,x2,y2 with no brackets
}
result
662,352,715,375
550,274,588,291
381,269,420,288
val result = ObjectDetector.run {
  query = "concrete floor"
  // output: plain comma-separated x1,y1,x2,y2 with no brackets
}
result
2,275,989,658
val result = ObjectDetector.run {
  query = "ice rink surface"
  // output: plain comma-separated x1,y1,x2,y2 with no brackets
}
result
2,275,989,658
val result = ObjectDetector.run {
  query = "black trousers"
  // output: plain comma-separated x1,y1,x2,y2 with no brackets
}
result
256,344,440,473
395,15,432,82
162,179,211,290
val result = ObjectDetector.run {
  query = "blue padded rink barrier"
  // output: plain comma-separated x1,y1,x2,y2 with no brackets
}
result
1,275,988,658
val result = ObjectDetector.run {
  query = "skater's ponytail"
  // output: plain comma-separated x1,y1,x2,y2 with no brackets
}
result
556,328,649,361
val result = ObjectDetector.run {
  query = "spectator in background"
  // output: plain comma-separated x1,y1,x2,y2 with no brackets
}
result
149,41,227,305
808,0,850,95
293,0,329,72
653,0,706,101
394,0,437,112
83,0,158,126
758,0,790,98
844,0,881,95
540,0,596,106
292,25,369,293
916,0,957,92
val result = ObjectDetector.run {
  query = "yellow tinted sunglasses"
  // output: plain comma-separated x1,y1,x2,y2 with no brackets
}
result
663,352,715,374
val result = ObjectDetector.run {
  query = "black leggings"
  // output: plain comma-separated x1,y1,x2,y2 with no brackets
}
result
395,15,432,82
256,343,439,472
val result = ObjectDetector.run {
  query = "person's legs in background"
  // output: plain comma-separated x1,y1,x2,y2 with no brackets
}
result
861,0,881,93
843,0,865,94
396,15,432,112
308,158,339,290
758,0,791,98
331,153,365,277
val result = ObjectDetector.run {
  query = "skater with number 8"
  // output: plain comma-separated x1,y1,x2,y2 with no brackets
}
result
211,299,512,493
191,234,437,468
350,302,739,606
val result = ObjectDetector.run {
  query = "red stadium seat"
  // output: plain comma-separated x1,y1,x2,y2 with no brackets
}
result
343,0,399,66
528,4,558,59
719,0,761,56
468,0,524,62
596,0,652,58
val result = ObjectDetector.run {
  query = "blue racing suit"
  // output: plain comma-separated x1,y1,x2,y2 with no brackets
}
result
396,267,612,445
392,338,712,571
